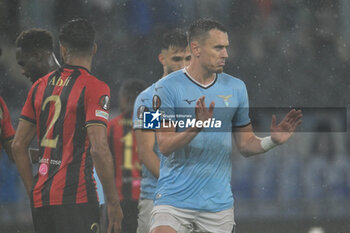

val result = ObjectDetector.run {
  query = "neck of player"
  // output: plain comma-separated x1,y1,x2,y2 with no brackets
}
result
64,56,92,72
186,63,215,86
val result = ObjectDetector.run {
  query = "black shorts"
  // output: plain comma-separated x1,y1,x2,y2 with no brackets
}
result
32,202,100,233
120,200,138,233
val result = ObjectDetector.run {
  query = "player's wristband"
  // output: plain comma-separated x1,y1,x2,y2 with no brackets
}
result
260,136,278,152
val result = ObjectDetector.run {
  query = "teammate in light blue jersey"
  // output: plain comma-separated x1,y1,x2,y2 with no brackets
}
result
151,19,302,233
93,168,108,233
132,29,191,233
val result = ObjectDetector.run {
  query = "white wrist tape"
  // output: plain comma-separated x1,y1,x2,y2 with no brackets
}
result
260,136,278,152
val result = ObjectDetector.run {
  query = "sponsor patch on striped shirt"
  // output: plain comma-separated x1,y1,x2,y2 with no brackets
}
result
95,110,109,120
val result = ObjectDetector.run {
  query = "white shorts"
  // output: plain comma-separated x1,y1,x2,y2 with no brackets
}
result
137,199,154,233
150,205,235,233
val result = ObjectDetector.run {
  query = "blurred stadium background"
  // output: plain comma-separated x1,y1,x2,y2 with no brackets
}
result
0,0,350,233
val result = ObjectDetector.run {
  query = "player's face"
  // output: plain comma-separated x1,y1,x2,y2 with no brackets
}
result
162,46,191,74
199,29,229,73
184,47,192,67
16,48,45,83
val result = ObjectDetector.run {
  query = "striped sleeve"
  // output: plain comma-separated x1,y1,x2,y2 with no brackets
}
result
85,79,110,127
0,97,15,142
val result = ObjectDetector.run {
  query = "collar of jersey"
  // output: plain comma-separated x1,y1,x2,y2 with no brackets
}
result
183,68,217,89
63,64,92,74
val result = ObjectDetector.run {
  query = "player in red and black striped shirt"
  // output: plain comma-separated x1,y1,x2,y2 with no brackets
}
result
0,96,15,161
12,19,123,233
15,28,61,163
108,79,146,233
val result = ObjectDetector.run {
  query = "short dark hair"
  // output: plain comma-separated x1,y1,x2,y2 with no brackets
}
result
59,18,95,55
16,28,53,52
188,19,227,43
119,79,147,108
160,28,188,51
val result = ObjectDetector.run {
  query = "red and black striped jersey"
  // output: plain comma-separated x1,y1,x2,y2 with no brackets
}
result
108,113,141,201
20,64,111,208
0,96,15,150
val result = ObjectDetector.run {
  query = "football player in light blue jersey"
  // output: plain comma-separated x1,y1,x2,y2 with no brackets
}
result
93,168,108,233
151,19,302,233
132,29,191,233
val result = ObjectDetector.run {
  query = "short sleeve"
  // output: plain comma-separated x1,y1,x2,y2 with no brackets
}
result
85,81,110,128
20,82,39,124
132,92,151,130
232,82,251,127
0,97,15,143
154,81,176,121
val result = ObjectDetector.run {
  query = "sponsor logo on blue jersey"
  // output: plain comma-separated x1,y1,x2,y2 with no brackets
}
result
143,110,161,129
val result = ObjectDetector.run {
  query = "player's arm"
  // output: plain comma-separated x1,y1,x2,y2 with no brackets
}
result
11,120,36,196
87,125,123,233
135,130,160,178
3,140,13,161
233,109,302,157
156,123,201,156
157,96,214,156
0,98,16,161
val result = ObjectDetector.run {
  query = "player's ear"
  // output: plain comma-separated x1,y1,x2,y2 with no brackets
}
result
191,41,200,57
59,44,67,61
158,53,165,66
92,43,97,55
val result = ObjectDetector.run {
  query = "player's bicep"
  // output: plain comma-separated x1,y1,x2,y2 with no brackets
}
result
135,130,155,159
87,125,108,152
156,120,176,151
20,82,40,123
135,130,155,150
12,120,36,149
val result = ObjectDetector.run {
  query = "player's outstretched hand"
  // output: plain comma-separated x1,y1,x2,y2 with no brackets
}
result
270,109,302,145
107,201,123,233
195,96,215,122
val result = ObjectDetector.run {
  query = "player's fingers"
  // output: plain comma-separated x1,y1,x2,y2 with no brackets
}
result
283,109,296,122
289,110,302,125
202,96,207,110
195,98,202,114
208,101,215,114
196,96,204,110
196,96,203,106
271,114,277,127
290,113,303,125
293,119,302,129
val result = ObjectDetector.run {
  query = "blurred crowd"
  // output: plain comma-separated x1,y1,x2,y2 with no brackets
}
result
1,0,350,227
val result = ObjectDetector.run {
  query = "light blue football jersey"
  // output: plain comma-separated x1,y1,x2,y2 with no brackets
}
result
153,69,250,212
93,168,105,205
132,83,163,200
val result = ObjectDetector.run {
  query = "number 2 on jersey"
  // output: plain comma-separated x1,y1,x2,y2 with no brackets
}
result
40,95,61,148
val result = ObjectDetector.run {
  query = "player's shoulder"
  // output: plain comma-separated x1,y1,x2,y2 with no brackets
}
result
36,70,56,85
137,83,155,99
134,83,154,109
156,70,186,87
82,70,109,89
217,72,246,88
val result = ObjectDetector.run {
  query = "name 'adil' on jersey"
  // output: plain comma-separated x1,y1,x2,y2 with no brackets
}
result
153,68,250,212
20,64,110,208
